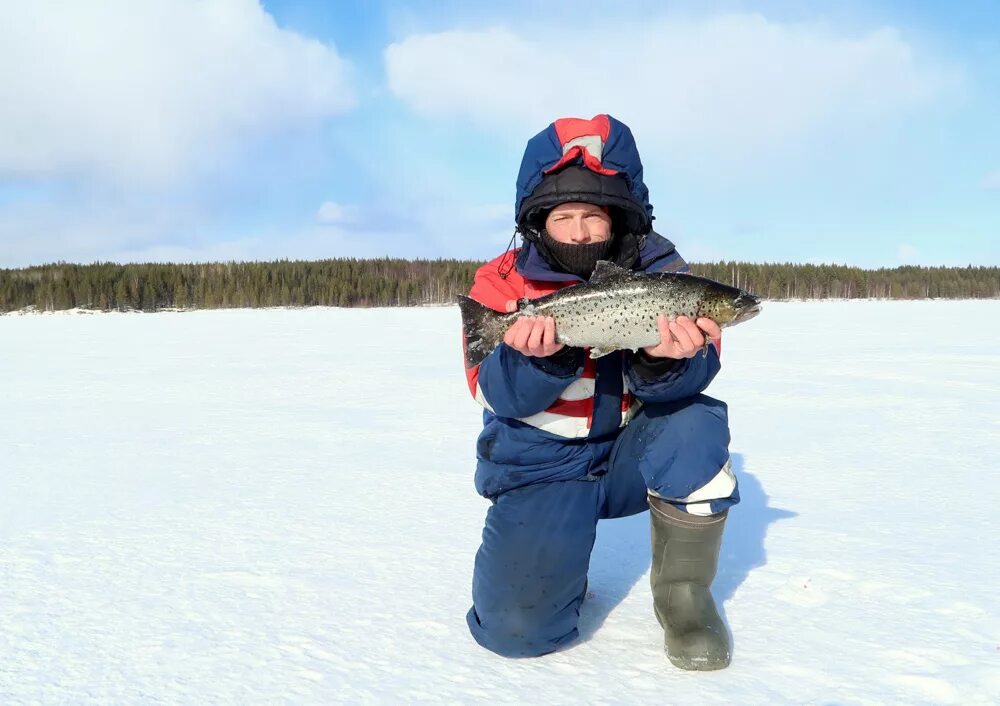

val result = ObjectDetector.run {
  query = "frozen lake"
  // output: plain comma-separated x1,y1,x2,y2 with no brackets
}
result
1,301,998,704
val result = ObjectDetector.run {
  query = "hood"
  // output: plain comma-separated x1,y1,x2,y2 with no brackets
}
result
514,114,654,236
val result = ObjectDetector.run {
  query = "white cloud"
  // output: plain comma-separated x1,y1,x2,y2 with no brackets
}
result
0,190,515,267
96,227,398,265
0,195,208,267
426,202,514,255
386,15,955,156
982,170,1000,191
316,202,360,225
897,243,918,262
318,200,514,260
0,0,355,182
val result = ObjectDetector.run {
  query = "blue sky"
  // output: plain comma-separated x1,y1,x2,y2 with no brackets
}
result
0,0,997,268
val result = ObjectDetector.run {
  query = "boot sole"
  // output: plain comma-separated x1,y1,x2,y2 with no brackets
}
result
667,652,731,671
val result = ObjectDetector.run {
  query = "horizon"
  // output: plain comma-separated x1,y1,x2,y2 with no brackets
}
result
1,1,998,269
4,255,998,273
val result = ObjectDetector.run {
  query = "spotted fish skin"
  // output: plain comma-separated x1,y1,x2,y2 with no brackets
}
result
458,260,761,367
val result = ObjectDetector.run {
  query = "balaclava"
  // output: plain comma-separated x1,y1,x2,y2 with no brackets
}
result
538,229,613,279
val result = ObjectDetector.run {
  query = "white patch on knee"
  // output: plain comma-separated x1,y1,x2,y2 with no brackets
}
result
649,459,736,515
681,458,736,504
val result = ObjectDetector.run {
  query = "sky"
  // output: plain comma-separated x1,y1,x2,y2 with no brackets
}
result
0,0,998,269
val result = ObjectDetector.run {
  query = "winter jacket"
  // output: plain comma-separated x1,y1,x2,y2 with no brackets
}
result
462,114,721,499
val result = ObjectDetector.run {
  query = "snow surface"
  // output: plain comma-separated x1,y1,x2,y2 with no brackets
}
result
1,301,998,704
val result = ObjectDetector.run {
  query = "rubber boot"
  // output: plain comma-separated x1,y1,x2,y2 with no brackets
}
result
648,495,731,670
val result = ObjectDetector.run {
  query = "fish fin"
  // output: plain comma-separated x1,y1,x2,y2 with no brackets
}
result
589,347,612,359
702,340,710,358
457,295,507,368
588,260,634,284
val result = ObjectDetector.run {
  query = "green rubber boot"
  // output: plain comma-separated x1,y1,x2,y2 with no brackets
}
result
648,496,731,671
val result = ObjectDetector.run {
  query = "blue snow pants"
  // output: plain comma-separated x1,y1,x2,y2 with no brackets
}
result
466,394,738,658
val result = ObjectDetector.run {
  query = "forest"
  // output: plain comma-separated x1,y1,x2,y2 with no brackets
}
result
1,258,997,313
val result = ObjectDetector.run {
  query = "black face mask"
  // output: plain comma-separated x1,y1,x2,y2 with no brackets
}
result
539,230,613,279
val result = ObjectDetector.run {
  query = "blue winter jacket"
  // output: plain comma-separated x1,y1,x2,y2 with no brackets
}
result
465,114,721,499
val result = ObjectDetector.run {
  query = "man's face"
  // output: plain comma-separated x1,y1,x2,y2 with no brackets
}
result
544,202,612,244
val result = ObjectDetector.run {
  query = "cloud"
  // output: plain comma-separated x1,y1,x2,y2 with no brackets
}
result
316,201,361,225
982,170,1000,191
0,200,375,266
0,0,355,183
897,243,918,262
385,15,955,156
0,189,515,267
0,193,209,267
316,200,514,260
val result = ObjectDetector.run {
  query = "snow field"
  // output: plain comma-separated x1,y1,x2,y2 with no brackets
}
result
1,301,998,704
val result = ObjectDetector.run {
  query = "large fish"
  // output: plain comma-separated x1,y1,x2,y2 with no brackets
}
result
459,260,761,367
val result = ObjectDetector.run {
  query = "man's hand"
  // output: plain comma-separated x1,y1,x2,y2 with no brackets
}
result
503,300,565,358
642,315,721,359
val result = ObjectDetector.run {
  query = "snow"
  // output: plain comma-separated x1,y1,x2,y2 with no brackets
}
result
1,301,998,704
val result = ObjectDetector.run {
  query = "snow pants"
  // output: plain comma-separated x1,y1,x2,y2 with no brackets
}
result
466,394,738,658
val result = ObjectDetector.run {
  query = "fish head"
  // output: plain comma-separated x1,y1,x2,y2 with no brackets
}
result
728,291,762,325
705,287,762,327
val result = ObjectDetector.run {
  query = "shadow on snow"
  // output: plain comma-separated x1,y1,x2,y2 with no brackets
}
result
575,452,797,645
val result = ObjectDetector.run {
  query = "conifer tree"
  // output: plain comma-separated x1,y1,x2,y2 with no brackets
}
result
1,259,997,313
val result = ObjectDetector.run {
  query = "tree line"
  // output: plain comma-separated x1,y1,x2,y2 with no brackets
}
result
690,262,1000,300
0,258,997,313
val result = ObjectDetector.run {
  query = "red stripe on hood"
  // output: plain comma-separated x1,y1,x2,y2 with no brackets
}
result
552,115,611,145
544,115,618,177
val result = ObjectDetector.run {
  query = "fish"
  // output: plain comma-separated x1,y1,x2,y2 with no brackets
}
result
458,260,762,367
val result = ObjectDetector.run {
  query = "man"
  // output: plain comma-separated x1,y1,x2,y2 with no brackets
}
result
461,114,738,670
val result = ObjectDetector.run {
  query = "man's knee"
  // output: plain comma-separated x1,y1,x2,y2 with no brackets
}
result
468,534,588,658
629,395,734,504
467,481,595,658
640,394,730,441
466,599,581,658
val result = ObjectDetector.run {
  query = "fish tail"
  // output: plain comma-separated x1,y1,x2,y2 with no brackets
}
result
457,295,506,368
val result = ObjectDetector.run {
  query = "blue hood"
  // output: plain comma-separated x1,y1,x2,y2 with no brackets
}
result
514,114,654,235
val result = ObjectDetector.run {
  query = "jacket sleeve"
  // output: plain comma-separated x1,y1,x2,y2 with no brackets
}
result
624,346,721,403
623,239,722,403
462,257,583,418
474,344,584,418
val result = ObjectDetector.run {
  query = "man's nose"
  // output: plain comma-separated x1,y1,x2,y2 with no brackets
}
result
569,219,590,242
